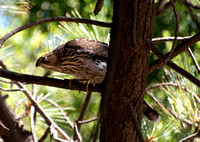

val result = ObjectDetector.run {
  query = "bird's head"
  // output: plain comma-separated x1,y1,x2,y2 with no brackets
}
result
36,52,58,70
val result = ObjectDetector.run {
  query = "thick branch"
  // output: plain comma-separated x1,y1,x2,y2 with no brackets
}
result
148,43,200,88
0,69,101,92
0,94,33,142
150,32,200,73
0,16,111,48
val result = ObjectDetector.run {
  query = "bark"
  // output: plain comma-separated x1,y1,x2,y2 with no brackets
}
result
100,0,154,141
0,93,34,142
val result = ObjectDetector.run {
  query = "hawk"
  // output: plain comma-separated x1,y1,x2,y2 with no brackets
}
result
36,38,160,122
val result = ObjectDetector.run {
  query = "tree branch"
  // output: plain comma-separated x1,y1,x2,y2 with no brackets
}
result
167,0,179,59
187,47,200,73
183,1,200,29
30,84,37,142
179,129,200,142
148,43,200,88
152,36,191,43
146,82,200,103
0,93,34,141
77,117,98,124
155,0,178,16
149,32,200,73
16,82,71,141
183,0,200,10
94,0,104,15
0,68,101,92
74,91,92,141
44,99,74,129
0,16,111,48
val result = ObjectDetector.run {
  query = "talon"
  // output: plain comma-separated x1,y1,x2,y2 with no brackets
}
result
85,79,95,93
69,80,72,88
64,79,72,88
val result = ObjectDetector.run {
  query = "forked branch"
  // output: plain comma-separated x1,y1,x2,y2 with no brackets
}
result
149,32,200,73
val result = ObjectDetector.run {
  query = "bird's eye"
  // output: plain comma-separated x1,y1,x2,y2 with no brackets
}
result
41,57,48,62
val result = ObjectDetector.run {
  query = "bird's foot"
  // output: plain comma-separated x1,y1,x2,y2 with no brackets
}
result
65,79,95,92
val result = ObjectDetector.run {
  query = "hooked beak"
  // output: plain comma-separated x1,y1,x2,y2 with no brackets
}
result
35,58,41,67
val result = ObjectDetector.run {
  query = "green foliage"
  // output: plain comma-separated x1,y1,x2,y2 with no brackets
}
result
0,1,110,141
143,52,200,141
0,0,200,141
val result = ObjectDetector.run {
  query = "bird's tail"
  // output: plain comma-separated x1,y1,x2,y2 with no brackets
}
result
143,100,160,122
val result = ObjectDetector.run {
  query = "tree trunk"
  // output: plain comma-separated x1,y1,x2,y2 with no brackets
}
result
100,0,154,141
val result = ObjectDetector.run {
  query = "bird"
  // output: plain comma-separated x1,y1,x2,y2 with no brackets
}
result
36,38,160,122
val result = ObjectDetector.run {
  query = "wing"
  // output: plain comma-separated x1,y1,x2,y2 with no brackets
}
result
65,38,108,58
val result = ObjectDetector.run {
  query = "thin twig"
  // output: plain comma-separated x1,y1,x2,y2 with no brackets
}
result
146,82,177,91
152,36,191,43
148,43,200,88
74,123,82,142
183,1,200,30
155,0,178,16
0,16,111,48
146,92,193,127
77,117,98,124
44,98,74,128
73,91,92,141
0,87,25,92
0,62,72,141
183,0,200,9
18,82,71,141
179,129,200,142
146,92,175,117
146,82,200,103
187,47,200,73
30,84,37,142
49,125,71,142
149,32,200,73
0,79,11,83
167,0,179,59
38,127,50,142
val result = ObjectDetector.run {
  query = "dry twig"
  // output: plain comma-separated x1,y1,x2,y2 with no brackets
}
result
187,47,200,73
179,129,200,142
73,91,92,141
0,61,72,141
155,0,178,16
167,0,179,59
